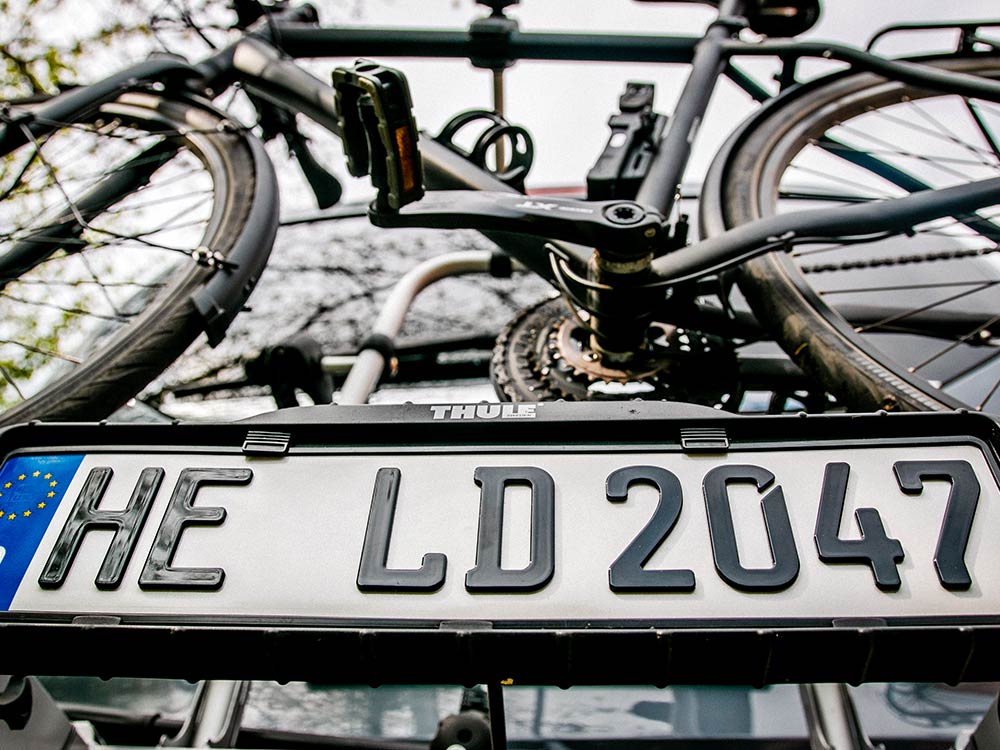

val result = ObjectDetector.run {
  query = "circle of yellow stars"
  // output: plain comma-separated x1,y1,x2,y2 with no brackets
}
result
0,470,56,521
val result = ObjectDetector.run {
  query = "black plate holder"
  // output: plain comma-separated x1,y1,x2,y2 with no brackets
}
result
0,403,998,686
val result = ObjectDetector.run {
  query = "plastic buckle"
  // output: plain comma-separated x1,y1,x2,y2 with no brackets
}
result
332,60,425,211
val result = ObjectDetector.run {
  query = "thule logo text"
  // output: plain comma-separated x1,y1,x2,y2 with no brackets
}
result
430,404,538,420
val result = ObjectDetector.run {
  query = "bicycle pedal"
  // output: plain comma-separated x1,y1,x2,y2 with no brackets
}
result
332,60,424,211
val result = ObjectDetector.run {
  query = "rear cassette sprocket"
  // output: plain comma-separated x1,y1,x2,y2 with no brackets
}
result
491,297,738,404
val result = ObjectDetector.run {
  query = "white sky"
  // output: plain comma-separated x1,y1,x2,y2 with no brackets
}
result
24,0,1000,192
296,0,1000,191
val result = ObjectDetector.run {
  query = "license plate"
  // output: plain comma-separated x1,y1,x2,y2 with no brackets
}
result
1,403,999,685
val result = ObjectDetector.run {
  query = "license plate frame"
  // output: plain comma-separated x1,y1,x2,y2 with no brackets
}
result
0,402,998,685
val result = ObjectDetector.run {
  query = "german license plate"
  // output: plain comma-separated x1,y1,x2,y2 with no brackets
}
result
1,403,998,684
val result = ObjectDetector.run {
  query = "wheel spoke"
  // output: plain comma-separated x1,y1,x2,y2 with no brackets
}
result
909,312,1000,374
865,101,999,165
820,279,1000,295
853,281,998,335
0,338,82,365
1,291,134,323
907,98,1000,168
102,188,214,215
783,162,899,200
965,99,1000,163
824,128,992,175
976,364,1000,411
729,58,1000,413
0,363,26,402
76,249,124,318
0,148,41,202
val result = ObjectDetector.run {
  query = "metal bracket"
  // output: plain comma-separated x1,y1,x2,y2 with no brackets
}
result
680,426,730,452
242,430,292,456
160,680,250,748
800,683,881,750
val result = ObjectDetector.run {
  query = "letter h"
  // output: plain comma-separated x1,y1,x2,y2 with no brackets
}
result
39,467,162,590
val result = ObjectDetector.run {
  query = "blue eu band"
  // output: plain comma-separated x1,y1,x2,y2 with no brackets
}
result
0,454,84,610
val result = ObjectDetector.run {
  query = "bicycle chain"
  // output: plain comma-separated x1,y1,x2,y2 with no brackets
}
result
800,245,997,274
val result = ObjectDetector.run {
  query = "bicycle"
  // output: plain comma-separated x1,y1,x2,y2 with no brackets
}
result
1,0,999,425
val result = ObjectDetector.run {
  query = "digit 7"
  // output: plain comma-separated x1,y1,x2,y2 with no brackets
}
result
894,460,980,591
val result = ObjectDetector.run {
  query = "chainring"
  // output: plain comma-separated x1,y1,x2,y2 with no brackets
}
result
491,297,738,404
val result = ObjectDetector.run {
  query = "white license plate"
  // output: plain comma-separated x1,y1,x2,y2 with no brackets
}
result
1,425,998,627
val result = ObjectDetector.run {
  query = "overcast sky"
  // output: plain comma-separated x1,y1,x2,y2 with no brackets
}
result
310,0,1000,189
23,0,1000,191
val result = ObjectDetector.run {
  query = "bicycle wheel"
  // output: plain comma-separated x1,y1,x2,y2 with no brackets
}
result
0,91,278,424
702,55,1000,413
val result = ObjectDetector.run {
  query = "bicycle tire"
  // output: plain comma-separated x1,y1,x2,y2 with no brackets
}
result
702,55,1000,413
0,91,278,424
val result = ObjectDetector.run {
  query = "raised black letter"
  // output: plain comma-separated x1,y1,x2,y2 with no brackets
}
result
815,462,904,591
703,465,799,592
465,467,554,592
894,460,980,591
39,467,162,590
357,468,446,591
607,465,695,592
139,468,251,590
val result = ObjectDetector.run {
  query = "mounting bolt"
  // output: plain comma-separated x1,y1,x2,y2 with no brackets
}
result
603,202,645,226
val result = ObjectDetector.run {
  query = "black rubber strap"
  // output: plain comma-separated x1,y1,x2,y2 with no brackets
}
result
360,333,397,363
489,252,514,278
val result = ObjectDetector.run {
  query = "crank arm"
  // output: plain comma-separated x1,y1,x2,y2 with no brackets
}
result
370,190,667,256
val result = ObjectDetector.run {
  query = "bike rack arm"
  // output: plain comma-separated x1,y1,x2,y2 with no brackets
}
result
268,23,702,64
723,38,1000,102
338,250,522,404
221,38,591,279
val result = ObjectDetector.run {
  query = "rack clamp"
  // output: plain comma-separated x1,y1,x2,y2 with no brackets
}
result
470,0,519,70
587,82,668,201
332,60,424,211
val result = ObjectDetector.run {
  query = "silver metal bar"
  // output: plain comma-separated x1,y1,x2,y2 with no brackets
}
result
800,683,878,750
493,69,506,170
336,251,517,404
321,354,359,376
162,680,249,748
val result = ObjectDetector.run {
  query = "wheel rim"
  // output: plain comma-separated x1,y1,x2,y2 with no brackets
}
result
729,58,1000,413
0,95,231,416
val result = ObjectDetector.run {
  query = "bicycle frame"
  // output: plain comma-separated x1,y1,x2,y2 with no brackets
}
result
217,1,1000,282
5,0,1000,335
